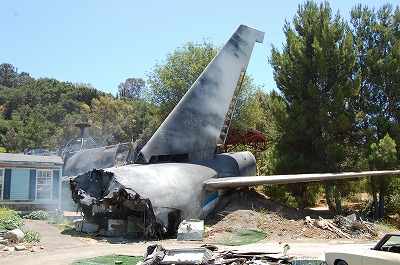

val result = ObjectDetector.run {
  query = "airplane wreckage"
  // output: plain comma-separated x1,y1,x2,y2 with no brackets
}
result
69,25,400,239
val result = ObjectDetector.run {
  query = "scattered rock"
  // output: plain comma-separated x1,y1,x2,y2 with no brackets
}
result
4,229,24,244
15,244,26,251
5,246,14,251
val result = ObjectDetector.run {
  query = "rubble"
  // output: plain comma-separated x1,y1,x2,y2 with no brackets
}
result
0,228,40,253
306,214,377,239
139,244,294,265
139,244,326,265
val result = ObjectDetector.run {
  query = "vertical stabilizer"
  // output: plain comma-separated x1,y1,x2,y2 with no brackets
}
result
138,25,264,163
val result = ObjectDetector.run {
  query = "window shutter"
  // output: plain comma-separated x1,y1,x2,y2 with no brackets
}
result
52,170,60,200
29,169,36,200
3,169,11,199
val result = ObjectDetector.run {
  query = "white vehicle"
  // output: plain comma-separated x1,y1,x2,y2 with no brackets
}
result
325,233,400,265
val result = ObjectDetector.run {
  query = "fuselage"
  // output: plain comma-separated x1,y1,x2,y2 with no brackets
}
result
71,151,256,231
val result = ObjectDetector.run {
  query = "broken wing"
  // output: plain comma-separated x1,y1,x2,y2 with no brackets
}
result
203,170,400,190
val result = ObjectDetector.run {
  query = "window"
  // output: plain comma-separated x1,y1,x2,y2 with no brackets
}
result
0,169,3,199
36,170,52,199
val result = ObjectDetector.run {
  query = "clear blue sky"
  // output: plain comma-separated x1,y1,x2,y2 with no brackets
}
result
1,0,398,95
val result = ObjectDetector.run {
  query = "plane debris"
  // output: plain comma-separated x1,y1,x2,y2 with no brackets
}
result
177,219,205,241
138,244,295,265
68,23,399,241
306,213,377,239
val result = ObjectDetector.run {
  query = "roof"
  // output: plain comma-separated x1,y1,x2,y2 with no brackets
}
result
0,153,64,167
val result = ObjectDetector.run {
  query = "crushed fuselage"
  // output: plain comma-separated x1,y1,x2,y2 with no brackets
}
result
69,151,256,239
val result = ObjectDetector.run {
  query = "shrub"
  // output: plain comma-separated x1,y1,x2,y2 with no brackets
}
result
0,207,24,229
23,230,41,243
24,210,50,220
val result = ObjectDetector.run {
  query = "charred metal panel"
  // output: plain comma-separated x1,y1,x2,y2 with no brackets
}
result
138,25,264,163
63,144,119,176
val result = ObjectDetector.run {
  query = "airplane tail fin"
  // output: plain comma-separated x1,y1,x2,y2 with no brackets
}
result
137,25,264,163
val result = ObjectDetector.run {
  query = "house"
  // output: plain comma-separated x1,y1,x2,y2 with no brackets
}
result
0,153,63,211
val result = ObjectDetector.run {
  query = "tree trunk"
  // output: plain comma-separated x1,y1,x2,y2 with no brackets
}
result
324,181,336,212
379,190,385,219
371,176,379,219
334,185,342,214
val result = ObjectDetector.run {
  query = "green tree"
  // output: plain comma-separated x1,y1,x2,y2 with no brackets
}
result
118,78,145,99
0,74,104,152
49,113,84,149
231,84,270,133
368,134,397,219
268,1,360,210
80,95,136,145
145,40,219,121
0,63,17,88
121,97,159,144
351,4,400,218
351,4,400,154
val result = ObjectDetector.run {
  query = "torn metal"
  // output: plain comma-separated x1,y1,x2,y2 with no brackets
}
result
69,168,163,239
139,244,296,265
69,151,257,239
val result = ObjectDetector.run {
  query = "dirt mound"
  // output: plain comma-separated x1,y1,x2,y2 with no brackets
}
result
204,188,393,244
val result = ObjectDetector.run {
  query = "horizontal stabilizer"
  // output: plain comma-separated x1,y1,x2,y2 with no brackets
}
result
203,170,400,190
138,25,264,163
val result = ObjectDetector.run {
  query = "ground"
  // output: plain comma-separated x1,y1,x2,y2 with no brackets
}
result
203,187,396,244
1,188,398,264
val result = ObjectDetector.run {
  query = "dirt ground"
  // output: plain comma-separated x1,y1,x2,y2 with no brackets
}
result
1,188,398,265
203,187,397,244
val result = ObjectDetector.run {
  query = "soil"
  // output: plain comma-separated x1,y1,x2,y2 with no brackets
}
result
202,187,396,244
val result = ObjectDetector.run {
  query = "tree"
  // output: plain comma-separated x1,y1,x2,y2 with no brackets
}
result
145,40,219,121
231,84,270,133
80,95,136,145
0,72,105,152
351,4,400,218
351,4,400,152
118,78,145,99
268,1,360,210
368,134,397,219
121,97,159,143
0,63,17,88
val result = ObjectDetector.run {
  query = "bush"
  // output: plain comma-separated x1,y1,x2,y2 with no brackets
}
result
24,210,50,220
23,230,41,243
0,207,24,229
359,199,374,218
386,193,400,216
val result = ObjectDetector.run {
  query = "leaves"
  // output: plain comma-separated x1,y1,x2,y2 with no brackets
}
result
145,40,218,120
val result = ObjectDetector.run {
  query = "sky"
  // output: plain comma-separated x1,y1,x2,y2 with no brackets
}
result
1,0,398,95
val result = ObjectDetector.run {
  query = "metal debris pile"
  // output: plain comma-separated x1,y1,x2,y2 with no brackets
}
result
137,244,324,265
306,213,377,239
